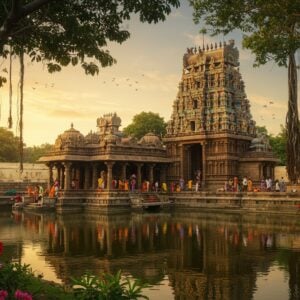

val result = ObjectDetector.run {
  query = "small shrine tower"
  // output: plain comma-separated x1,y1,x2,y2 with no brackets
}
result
163,40,277,188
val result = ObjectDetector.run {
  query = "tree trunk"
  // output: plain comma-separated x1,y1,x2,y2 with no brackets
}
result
286,52,299,183
8,46,13,128
19,48,24,173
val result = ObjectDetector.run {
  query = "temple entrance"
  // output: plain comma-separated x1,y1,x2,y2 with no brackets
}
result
186,143,203,181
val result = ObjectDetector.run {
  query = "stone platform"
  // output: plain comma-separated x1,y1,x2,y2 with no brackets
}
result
4,189,300,214
170,191,300,214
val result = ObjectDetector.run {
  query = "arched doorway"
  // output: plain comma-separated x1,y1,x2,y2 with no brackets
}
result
187,143,203,180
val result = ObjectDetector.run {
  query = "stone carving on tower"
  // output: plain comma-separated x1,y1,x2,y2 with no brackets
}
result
166,39,256,137
164,40,277,188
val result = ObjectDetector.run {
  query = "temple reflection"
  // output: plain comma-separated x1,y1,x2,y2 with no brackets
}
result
3,210,300,299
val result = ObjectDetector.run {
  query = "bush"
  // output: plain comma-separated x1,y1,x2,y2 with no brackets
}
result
72,271,149,300
0,242,148,299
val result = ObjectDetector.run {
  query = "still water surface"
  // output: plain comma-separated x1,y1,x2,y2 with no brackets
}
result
1,209,300,300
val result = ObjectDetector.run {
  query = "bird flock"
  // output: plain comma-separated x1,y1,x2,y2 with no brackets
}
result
101,73,145,92
260,101,276,121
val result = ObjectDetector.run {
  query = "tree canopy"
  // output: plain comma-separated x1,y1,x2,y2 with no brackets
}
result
0,127,19,161
0,127,52,162
0,0,180,80
190,0,300,182
256,125,287,166
123,111,167,140
0,0,180,170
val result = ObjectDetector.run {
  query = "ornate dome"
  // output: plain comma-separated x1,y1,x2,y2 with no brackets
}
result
54,123,85,149
104,133,120,145
139,132,162,147
85,130,100,144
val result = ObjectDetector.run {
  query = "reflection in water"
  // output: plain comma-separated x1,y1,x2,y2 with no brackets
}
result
1,209,300,299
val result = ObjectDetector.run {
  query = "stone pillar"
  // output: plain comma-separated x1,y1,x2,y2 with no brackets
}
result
136,163,143,189
201,142,206,186
63,162,71,190
47,163,53,188
271,164,274,180
57,165,64,189
84,165,90,190
148,164,154,184
179,144,184,179
92,163,98,189
160,164,167,183
121,163,127,181
105,162,114,191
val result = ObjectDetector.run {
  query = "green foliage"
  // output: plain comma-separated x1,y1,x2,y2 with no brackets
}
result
23,143,53,163
0,263,33,296
0,127,53,163
0,261,72,299
190,0,299,66
0,0,180,75
255,125,268,136
123,112,167,139
0,127,19,162
256,125,287,165
269,125,287,166
72,270,149,300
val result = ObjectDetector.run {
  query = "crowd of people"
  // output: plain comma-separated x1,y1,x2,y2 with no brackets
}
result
223,176,286,192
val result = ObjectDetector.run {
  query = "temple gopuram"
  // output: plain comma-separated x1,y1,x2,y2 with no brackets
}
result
40,40,278,193
163,39,278,188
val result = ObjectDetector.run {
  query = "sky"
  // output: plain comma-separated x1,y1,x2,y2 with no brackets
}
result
0,1,298,146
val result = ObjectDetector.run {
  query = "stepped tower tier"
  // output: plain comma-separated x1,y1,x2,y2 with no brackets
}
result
166,39,256,137
163,40,278,188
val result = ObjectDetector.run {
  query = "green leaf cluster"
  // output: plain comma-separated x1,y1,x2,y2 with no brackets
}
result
256,125,287,166
0,127,53,162
72,270,149,300
0,127,19,162
0,0,180,74
269,125,287,166
23,143,53,163
123,111,167,140
190,0,299,66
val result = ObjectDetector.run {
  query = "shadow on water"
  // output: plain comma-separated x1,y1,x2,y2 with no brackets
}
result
1,208,300,300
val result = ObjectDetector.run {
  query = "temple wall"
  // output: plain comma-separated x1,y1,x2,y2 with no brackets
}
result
238,162,261,182
274,166,288,181
0,163,49,182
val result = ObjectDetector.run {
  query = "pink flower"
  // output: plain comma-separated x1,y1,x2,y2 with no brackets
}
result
14,290,32,300
0,242,3,256
0,290,8,299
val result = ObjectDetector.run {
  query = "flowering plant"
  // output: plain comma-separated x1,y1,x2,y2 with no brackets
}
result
0,242,33,300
